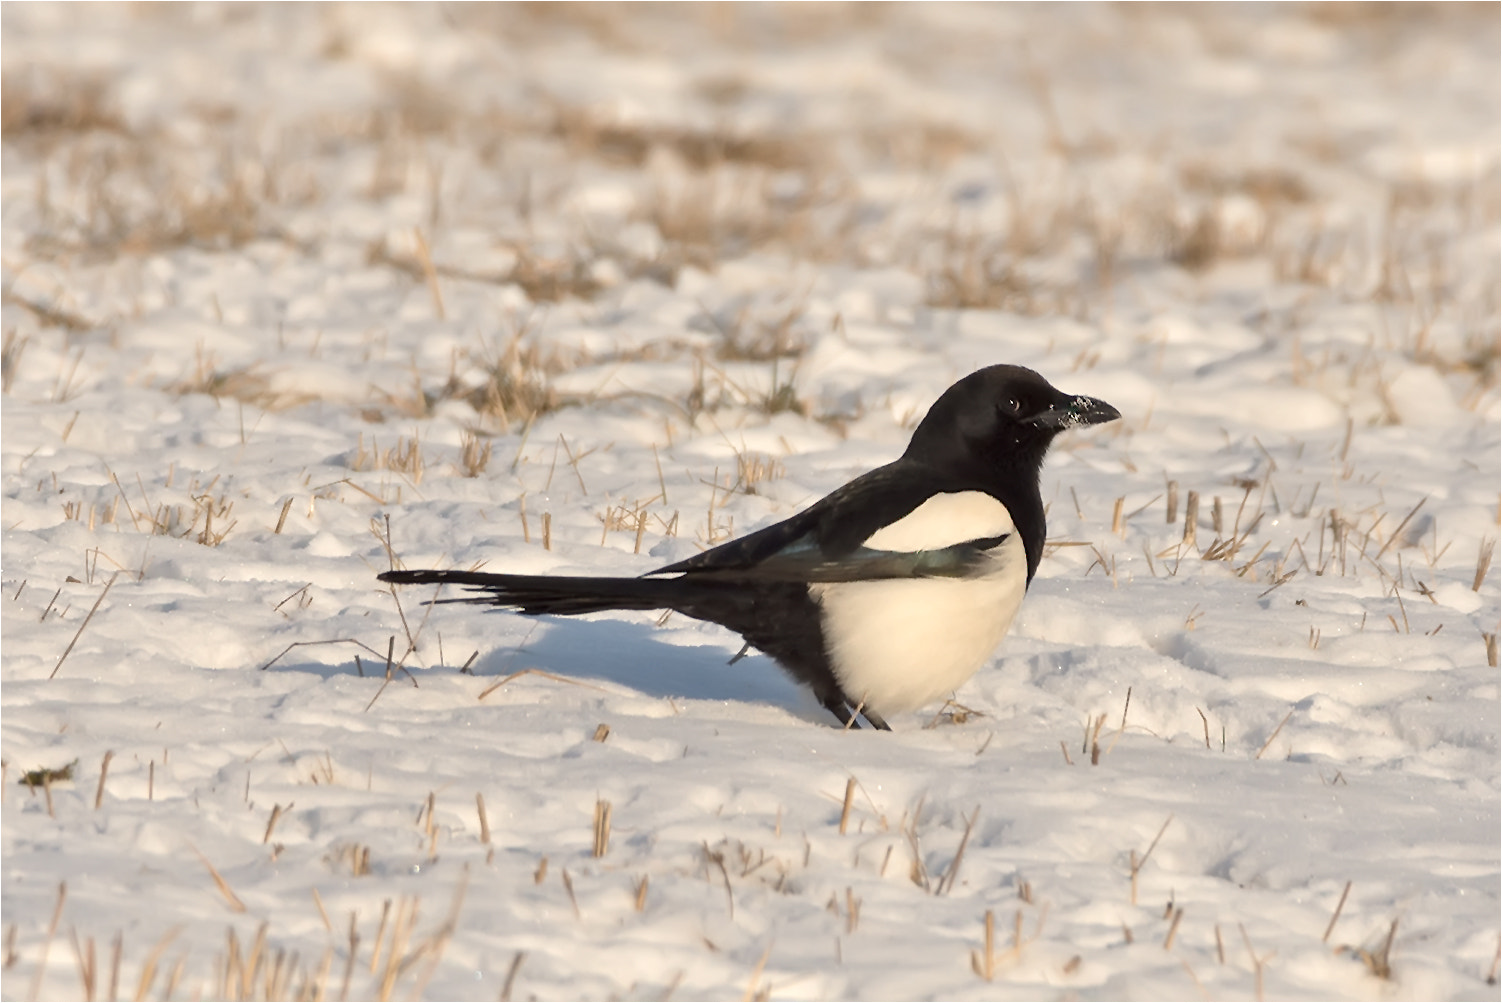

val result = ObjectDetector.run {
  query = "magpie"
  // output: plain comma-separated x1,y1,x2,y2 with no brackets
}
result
380,365,1119,730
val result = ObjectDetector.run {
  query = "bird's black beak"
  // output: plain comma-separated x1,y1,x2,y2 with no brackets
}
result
1029,395,1121,430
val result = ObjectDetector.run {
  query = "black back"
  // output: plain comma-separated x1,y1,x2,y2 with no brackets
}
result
655,365,1086,585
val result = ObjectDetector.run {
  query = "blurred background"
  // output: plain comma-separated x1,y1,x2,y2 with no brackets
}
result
4,4,1496,403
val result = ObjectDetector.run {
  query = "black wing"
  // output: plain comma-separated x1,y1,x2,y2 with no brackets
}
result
647,459,1005,584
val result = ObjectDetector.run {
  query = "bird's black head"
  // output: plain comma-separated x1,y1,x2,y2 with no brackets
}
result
903,365,1120,583
903,365,1120,480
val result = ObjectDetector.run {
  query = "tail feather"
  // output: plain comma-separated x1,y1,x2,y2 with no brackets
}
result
382,567,842,713
377,569,688,617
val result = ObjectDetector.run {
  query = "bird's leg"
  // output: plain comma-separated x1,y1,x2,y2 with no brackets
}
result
846,694,891,732
821,694,861,729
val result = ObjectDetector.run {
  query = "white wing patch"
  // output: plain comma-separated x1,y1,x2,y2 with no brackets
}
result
861,491,1014,552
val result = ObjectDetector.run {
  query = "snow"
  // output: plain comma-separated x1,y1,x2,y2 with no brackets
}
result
2,4,1498,1001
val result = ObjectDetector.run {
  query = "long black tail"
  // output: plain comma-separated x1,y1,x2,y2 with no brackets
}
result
382,567,854,725
378,569,694,617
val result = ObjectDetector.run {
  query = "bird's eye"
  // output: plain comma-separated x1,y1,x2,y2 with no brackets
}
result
1005,398,1022,414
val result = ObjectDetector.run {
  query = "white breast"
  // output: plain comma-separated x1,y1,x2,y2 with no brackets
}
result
810,492,1028,717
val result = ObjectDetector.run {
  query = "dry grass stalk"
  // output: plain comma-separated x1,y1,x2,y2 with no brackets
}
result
592,799,612,858
1255,708,1295,760
262,803,287,844
561,869,581,920
274,496,294,534
93,750,112,809
38,582,62,621
1166,480,1179,524
936,807,981,896
220,921,264,999
337,844,372,877
1375,497,1426,561
556,433,591,494
1089,713,1107,764
923,231,1056,313
972,909,996,981
411,227,445,320
68,926,96,1000
476,666,608,702
311,888,332,933
464,331,562,432
338,913,359,1001
553,103,810,172
133,927,180,1003
634,875,650,912
735,451,785,494
1356,918,1399,981
1485,633,1499,669
1322,880,1352,943
1129,815,1174,905
1107,686,1134,756
1169,207,1226,272
701,842,736,918
404,871,470,1000
305,945,334,999
2,330,29,393
162,951,187,997
1476,537,1496,591
368,900,393,976
1257,570,1298,598
742,939,776,1002
499,951,526,1002
838,777,857,835
26,881,66,1000
420,792,437,840
258,635,417,675
1163,907,1184,950
457,429,492,477
1182,492,1199,548
192,845,247,913
476,793,491,844
1240,923,1269,1001
49,571,118,679
350,433,425,484
373,897,421,1000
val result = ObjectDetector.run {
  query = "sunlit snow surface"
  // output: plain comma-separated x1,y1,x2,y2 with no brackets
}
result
2,5,1498,1000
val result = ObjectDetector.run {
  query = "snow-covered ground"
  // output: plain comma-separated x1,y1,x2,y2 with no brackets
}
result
2,5,1498,1000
